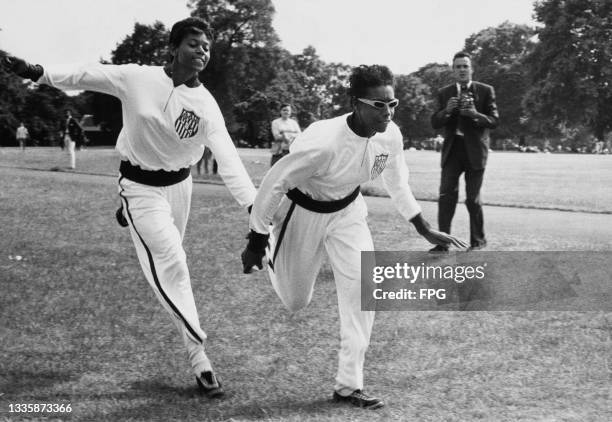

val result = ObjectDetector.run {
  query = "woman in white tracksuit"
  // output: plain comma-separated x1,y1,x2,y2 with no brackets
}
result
4,17,256,398
242,65,467,409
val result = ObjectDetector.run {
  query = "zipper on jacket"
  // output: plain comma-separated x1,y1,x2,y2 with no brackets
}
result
360,137,370,167
163,88,174,112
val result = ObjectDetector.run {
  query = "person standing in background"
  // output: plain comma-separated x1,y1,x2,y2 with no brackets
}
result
16,122,29,151
59,109,83,169
430,52,499,252
270,103,300,167
196,146,217,175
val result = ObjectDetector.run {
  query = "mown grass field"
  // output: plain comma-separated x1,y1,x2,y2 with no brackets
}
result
1,146,611,213
0,148,610,421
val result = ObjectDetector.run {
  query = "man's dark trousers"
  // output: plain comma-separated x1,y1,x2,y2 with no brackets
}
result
438,135,485,247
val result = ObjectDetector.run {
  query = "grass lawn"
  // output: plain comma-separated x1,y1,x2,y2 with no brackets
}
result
1,146,611,213
0,162,610,421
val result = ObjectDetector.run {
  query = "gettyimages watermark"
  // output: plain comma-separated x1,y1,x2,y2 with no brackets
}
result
361,251,612,311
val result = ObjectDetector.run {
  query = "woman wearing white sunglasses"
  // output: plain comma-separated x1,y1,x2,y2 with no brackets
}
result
242,65,467,409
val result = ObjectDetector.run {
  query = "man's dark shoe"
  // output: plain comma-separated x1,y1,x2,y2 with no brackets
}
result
429,244,449,253
115,206,129,228
332,389,384,409
196,371,225,399
469,241,487,251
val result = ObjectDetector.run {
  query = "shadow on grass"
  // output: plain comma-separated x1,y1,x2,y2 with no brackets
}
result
4,378,343,420
100,382,339,421
129,379,196,398
1,369,78,397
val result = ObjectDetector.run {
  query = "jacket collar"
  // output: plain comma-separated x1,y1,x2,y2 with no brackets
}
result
455,80,473,93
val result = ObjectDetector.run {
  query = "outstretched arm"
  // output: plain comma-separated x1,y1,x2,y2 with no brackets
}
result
205,100,257,210
2,55,44,81
242,129,331,273
3,52,130,98
382,129,468,250
410,213,469,249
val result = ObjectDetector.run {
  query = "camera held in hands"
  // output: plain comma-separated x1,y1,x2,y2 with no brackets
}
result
459,91,474,110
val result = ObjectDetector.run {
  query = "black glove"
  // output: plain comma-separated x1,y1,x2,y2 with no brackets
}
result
3,55,44,81
241,230,269,274
409,213,431,236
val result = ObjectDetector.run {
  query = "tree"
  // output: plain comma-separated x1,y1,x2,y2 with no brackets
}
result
409,63,455,140
23,84,71,145
0,50,28,145
0,49,76,146
464,21,536,72
75,3,287,147
189,0,279,48
278,46,351,123
393,74,434,140
235,46,352,146
524,0,612,142
413,62,455,99
233,89,271,147
75,89,122,143
324,62,352,118
189,0,283,124
463,21,537,141
88,22,170,142
111,21,169,65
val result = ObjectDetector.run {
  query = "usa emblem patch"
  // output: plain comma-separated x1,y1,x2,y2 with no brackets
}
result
174,109,200,139
371,153,389,179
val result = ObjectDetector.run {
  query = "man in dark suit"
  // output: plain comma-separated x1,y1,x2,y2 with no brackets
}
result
430,52,499,251
59,109,83,169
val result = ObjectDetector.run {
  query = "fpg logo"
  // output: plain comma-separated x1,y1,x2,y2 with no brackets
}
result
419,289,446,300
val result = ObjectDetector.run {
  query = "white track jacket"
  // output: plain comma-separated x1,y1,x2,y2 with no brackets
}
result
39,63,256,207
250,114,422,234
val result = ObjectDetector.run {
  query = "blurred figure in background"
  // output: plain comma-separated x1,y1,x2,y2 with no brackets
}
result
196,146,217,175
16,122,29,151
270,103,300,166
59,109,83,169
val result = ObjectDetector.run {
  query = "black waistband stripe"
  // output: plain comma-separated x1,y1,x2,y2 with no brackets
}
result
120,161,191,187
286,186,360,214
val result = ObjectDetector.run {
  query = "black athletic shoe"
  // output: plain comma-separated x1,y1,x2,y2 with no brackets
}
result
429,244,449,253
468,240,487,251
333,389,384,409
196,371,225,399
115,206,129,228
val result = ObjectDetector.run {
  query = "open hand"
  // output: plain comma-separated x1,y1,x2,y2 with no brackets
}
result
422,229,469,249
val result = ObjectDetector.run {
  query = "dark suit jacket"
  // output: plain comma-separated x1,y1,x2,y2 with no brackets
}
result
60,117,83,141
431,81,499,170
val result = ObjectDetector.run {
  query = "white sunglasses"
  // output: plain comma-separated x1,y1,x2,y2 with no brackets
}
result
357,98,399,109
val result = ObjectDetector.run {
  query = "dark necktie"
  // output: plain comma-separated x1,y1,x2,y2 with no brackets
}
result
458,84,469,135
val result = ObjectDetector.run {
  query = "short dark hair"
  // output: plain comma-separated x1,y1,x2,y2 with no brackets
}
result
348,65,395,98
452,52,472,62
169,17,214,49
280,103,291,110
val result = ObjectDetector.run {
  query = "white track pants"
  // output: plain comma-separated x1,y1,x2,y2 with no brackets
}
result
267,194,375,395
118,176,210,374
